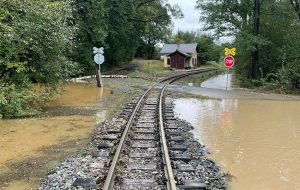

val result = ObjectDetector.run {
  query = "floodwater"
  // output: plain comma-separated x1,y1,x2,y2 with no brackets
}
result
0,83,110,189
174,74,300,190
201,73,234,90
44,82,110,107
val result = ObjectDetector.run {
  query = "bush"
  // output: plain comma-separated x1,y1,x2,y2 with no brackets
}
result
0,81,38,118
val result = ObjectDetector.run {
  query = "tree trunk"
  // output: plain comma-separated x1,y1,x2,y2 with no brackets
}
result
251,0,261,79
290,0,300,21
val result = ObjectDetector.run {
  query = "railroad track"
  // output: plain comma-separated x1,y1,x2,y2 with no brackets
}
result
74,68,218,190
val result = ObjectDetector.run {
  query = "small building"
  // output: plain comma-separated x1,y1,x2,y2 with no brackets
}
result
160,43,199,69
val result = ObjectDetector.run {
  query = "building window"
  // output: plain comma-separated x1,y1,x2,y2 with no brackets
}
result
167,57,171,65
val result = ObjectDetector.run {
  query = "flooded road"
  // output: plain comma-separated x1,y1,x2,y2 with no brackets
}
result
174,74,300,190
201,73,234,90
0,83,110,189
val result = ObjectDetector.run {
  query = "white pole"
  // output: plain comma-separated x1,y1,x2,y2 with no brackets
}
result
226,68,229,91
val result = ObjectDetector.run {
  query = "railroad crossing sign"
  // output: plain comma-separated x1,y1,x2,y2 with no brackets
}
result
93,47,104,87
93,47,104,54
224,56,235,68
224,48,236,56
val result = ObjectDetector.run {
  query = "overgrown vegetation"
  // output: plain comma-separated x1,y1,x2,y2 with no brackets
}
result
196,0,300,92
0,0,77,118
142,60,165,73
0,0,182,118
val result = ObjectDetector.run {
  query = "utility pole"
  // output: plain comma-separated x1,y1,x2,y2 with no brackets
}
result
252,0,261,79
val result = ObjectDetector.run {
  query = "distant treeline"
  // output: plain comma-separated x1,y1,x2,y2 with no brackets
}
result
196,0,300,90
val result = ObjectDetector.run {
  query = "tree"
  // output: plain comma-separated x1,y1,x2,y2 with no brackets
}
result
72,0,107,75
104,0,179,63
135,0,176,59
168,31,198,44
290,0,300,20
0,0,76,117
197,0,300,89
252,0,261,79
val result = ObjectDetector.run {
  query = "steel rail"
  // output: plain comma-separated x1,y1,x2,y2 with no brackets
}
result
102,68,217,190
159,84,177,190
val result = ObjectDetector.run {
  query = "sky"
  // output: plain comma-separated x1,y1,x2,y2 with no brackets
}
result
168,0,202,33
168,0,232,43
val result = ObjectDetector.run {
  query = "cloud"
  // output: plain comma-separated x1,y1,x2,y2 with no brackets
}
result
168,0,233,43
168,0,202,33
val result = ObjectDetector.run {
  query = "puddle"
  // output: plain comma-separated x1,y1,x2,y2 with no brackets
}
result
174,98,300,190
0,82,109,188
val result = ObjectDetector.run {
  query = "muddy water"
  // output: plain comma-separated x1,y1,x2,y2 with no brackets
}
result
174,74,300,190
0,83,110,189
0,115,96,164
45,82,110,107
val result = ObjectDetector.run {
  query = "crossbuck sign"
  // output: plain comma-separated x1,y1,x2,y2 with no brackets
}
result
93,47,104,87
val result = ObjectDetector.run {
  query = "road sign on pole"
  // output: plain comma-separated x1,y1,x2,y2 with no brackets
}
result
224,56,235,68
94,54,104,65
93,47,104,87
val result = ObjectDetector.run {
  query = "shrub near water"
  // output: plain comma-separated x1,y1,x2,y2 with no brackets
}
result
0,0,77,118
0,81,38,118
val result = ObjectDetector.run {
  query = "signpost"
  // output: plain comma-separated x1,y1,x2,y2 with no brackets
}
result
93,47,104,87
224,48,236,90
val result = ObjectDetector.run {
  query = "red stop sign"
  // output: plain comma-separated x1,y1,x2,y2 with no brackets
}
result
224,56,235,68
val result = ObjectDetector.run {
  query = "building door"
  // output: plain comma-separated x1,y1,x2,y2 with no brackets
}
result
170,52,185,69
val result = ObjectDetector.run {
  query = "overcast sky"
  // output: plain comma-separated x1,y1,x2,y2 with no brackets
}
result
168,0,232,43
168,0,202,33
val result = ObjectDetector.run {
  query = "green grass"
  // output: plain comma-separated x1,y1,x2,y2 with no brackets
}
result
142,60,165,73
167,91,210,99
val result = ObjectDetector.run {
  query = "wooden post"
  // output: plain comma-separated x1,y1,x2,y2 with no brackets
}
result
95,64,103,87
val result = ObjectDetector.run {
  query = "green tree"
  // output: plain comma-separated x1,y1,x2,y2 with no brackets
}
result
168,31,198,44
71,0,107,75
197,0,300,90
135,0,180,59
0,0,76,117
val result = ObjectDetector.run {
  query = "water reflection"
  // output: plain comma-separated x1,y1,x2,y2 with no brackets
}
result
201,74,233,90
44,83,110,107
174,98,300,190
